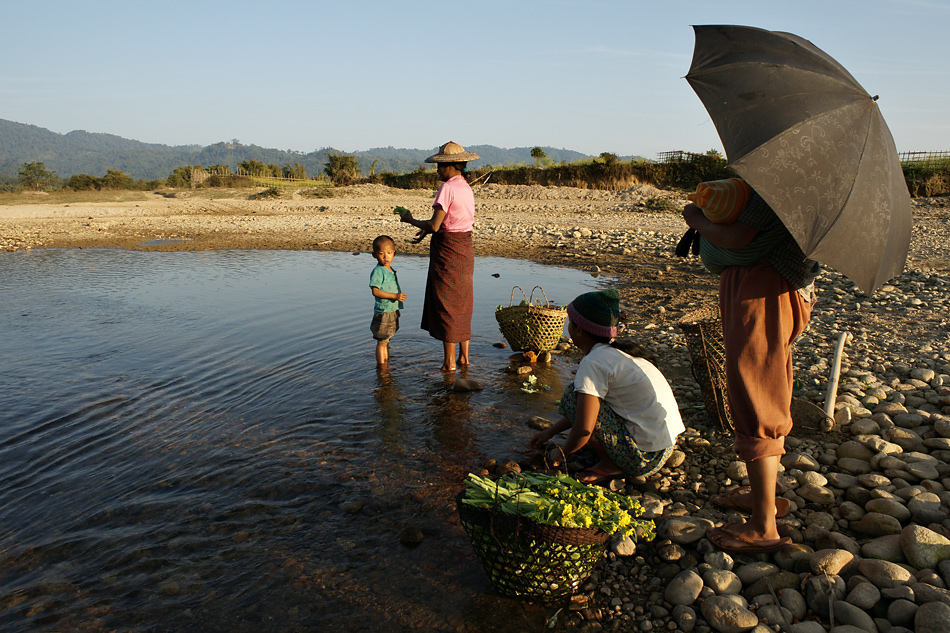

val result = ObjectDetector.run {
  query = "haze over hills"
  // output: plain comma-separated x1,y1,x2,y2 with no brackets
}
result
0,118,599,182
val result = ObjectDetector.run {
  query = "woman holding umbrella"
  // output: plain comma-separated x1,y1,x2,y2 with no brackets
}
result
683,190,819,554
399,141,479,372
683,24,910,554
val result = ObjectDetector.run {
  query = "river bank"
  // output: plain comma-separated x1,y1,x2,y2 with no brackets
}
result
3,183,950,633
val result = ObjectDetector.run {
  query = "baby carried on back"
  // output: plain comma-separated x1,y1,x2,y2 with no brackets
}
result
676,177,786,272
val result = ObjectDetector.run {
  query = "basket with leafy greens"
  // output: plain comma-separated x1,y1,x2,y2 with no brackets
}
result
456,472,654,598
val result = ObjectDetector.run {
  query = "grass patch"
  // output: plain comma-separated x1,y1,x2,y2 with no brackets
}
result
247,186,282,200
300,187,334,199
172,188,254,200
249,176,330,189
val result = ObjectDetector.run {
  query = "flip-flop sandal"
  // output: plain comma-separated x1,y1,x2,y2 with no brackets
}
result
708,523,793,554
575,466,624,486
711,486,791,518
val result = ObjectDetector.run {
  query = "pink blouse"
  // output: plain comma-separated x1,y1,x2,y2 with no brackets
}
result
433,175,475,232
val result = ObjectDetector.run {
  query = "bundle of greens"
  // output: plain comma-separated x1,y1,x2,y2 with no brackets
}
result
462,472,655,541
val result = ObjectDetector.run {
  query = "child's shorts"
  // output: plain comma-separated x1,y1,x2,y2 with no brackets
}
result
557,384,672,478
371,310,400,341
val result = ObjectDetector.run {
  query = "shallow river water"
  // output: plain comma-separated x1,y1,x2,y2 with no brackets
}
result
0,248,608,633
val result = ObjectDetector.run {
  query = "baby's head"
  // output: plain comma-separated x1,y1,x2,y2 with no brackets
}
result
372,235,396,266
567,288,621,341
687,178,752,224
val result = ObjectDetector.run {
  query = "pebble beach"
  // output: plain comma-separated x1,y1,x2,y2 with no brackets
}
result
3,183,950,633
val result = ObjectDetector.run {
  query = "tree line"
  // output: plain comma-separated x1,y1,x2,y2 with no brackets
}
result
8,150,949,197
7,154,363,192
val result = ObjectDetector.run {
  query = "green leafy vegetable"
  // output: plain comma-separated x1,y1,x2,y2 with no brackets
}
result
521,375,551,393
462,472,655,541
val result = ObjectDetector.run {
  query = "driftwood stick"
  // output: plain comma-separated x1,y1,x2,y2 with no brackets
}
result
823,331,850,419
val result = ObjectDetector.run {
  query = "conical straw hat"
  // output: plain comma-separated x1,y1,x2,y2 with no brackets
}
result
425,141,481,163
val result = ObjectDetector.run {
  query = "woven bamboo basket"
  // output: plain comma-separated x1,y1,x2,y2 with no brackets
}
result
495,286,567,353
456,491,608,599
678,305,734,433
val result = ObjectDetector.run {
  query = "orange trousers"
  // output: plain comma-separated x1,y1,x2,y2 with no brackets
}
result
719,261,812,461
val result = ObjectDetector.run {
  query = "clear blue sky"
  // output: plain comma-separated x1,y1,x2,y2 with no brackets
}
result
3,0,948,158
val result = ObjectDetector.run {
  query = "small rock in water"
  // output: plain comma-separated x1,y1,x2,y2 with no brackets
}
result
158,579,181,596
451,378,483,392
528,416,552,430
340,499,367,514
399,526,424,547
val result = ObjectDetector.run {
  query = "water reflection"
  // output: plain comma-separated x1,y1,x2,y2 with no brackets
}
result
373,367,408,445
425,375,477,456
0,248,608,632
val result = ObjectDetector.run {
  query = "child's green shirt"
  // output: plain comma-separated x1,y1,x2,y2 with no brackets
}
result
369,265,404,314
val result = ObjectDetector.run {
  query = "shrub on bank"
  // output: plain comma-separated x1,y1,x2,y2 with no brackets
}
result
378,153,950,199
378,153,737,193
63,171,164,192
902,162,950,197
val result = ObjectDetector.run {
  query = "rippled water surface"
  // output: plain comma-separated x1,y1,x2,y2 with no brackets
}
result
0,248,607,632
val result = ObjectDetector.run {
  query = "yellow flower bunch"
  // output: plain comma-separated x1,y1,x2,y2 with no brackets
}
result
462,472,655,541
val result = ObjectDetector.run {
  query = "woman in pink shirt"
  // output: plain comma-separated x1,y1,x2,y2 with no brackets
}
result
400,141,478,372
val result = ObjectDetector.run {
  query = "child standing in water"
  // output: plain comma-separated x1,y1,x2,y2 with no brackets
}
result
369,235,407,367
529,288,684,484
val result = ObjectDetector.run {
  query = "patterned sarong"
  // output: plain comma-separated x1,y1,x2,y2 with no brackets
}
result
557,384,672,478
421,229,473,343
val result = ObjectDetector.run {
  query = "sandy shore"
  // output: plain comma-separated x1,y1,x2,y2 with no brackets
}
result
0,183,688,256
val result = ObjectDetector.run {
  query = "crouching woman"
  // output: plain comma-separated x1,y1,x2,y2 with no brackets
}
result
529,289,684,484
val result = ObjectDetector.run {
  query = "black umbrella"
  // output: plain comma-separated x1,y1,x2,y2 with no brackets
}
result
685,24,911,294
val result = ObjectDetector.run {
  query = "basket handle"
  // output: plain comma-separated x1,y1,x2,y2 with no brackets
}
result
528,286,551,308
542,441,569,474
508,286,529,308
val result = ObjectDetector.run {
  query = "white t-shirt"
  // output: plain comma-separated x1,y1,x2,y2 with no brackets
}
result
574,343,685,452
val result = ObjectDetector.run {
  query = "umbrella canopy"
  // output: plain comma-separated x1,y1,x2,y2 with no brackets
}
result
685,24,911,294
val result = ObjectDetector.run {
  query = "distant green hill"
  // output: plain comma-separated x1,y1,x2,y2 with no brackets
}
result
0,119,595,181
